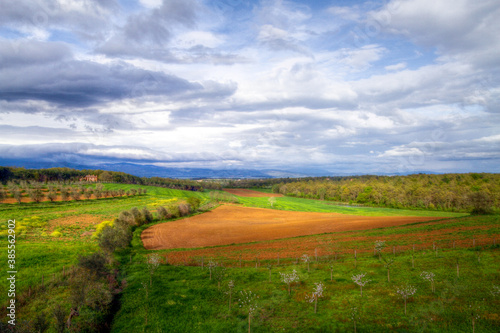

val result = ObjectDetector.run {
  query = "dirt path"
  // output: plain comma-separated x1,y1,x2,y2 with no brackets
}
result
222,188,283,197
142,205,438,250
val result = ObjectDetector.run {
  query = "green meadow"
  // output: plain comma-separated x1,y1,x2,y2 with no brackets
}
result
0,183,497,332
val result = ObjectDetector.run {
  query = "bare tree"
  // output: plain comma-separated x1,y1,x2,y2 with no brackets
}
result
374,240,385,260
225,280,235,311
302,254,311,272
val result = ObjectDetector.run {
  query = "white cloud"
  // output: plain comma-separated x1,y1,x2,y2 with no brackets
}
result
385,62,406,71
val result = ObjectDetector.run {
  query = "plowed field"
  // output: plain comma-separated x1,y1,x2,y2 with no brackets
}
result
141,205,437,250
222,188,283,197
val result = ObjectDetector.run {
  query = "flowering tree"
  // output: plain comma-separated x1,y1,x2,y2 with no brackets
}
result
302,254,311,272
374,240,385,259
238,290,259,333
268,196,276,208
305,282,325,313
351,273,370,296
280,269,299,295
147,253,161,286
396,284,417,315
420,271,436,292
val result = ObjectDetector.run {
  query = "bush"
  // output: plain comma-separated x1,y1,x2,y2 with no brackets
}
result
50,231,62,237
156,206,170,220
130,207,145,225
142,207,154,223
187,197,201,211
97,223,131,254
92,220,114,240
78,252,108,277
179,203,191,216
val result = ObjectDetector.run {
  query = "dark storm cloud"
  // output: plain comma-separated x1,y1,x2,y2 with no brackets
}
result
0,40,237,107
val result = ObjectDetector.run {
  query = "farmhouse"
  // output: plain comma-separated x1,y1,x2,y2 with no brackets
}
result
80,175,98,182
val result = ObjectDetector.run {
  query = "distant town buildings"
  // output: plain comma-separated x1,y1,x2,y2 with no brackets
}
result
80,175,98,182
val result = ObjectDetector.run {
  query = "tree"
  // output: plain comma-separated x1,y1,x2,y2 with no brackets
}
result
70,188,81,201
13,189,22,203
142,208,154,224
225,280,235,311
47,191,57,202
352,273,370,297
156,206,170,220
84,188,92,200
0,188,5,202
468,191,493,214
420,271,436,292
238,290,259,333
302,254,311,272
374,240,385,259
187,197,201,211
147,253,161,286
305,282,325,313
29,187,44,203
396,284,417,315
384,258,395,283
268,196,277,208
280,269,299,295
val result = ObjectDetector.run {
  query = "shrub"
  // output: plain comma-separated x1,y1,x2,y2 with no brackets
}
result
156,206,170,220
142,208,154,224
92,220,114,240
178,203,190,217
130,207,145,225
78,252,108,277
187,197,201,211
50,231,63,237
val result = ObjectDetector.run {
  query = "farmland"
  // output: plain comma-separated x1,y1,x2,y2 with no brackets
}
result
0,181,498,332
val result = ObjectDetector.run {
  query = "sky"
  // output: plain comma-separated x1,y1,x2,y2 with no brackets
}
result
0,0,499,176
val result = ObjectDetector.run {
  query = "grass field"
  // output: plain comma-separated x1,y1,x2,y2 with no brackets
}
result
0,184,497,332
113,214,500,332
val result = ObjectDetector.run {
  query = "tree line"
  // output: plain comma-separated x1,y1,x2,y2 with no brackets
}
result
269,173,499,213
0,166,222,191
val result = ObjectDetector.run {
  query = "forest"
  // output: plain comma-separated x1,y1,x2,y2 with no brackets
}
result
269,173,499,213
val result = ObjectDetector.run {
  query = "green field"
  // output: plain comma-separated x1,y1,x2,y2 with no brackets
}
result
0,183,497,332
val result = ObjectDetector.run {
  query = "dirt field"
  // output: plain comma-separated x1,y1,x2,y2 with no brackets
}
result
142,205,437,250
222,188,283,197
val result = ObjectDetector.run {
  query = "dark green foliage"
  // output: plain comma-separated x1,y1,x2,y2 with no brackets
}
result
33,312,50,333
187,196,201,211
78,252,109,277
468,191,494,215
98,223,132,254
130,207,145,225
142,207,154,224
52,305,67,333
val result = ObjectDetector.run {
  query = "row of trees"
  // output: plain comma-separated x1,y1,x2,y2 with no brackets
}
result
0,166,219,192
0,183,148,203
270,173,499,213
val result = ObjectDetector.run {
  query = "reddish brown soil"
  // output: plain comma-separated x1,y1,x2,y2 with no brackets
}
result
222,188,283,197
142,205,437,250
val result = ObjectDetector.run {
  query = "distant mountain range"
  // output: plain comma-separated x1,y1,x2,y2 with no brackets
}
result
0,158,439,179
